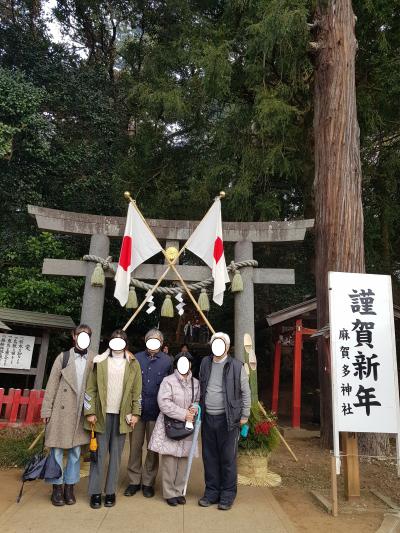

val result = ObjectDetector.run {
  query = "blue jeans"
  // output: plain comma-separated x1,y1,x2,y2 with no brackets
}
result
46,446,81,485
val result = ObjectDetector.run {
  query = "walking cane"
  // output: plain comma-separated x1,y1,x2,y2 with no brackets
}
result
182,405,202,496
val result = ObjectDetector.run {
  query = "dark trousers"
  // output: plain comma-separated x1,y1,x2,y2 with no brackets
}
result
201,413,239,505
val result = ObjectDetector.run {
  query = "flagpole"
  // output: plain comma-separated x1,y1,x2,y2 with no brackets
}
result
182,191,225,251
122,191,223,334
166,260,215,334
124,191,225,260
122,267,172,331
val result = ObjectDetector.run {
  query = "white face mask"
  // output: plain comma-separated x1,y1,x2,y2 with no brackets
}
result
109,337,126,351
146,338,161,351
177,356,190,375
76,332,91,350
211,338,227,357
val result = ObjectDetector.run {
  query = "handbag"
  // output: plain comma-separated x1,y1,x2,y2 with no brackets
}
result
164,378,195,441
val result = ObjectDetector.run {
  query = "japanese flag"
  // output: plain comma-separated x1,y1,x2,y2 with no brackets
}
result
186,198,230,305
114,203,163,306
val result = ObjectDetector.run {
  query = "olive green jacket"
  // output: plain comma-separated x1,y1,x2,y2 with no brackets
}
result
84,350,142,434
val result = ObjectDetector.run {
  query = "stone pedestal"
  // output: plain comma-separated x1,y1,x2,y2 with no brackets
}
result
234,240,254,361
80,233,110,353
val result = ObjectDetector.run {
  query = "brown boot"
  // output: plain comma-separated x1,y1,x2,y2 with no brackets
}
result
64,484,76,505
51,484,65,506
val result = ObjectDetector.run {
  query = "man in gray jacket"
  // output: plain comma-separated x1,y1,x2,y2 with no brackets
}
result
198,332,251,511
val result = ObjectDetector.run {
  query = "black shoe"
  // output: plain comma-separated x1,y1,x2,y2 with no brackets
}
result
198,497,217,507
142,485,155,498
124,484,141,497
176,496,186,505
104,494,116,507
166,497,178,506
218,502,232,511
90,494,102,509
64,484,76,505
51,484,65,507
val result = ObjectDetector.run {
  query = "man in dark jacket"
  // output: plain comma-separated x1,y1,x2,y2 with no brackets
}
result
125,329,172,498
198,332,251,511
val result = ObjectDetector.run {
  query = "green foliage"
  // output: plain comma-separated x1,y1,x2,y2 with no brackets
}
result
0,425,43,468
0,0,399,353
0,233,83,317
0,67,46,160
0,121,17,159
354,1,400,285
238,404,280,456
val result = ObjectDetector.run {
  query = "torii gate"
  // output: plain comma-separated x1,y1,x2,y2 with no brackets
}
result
28,204,314,358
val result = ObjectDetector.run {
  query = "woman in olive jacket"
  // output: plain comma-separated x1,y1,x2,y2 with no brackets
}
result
84,330,142,509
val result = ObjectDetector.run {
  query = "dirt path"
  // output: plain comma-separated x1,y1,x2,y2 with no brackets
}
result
269,433,399,532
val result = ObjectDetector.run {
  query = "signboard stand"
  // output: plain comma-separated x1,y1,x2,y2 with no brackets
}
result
341,432,360,499
326,271,400,516
330,455,338,517
0,330,49,389
397,436,400,477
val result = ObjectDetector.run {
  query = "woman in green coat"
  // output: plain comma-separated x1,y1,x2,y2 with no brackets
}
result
84,329,142,509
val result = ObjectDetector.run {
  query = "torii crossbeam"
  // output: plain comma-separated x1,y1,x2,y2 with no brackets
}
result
28,204,314,357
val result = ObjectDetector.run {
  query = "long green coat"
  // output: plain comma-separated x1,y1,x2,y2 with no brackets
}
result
84,350,142,434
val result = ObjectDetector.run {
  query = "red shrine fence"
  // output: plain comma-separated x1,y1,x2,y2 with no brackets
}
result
0,388,44,428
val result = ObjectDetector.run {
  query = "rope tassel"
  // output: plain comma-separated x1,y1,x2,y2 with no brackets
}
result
126,287,138,309
198,289,210,311
231,269,243,293
91,263,105,287
161,294,174,317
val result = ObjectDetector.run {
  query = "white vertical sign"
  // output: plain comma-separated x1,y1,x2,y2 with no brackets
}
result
0,334,35,370
329,272,400,472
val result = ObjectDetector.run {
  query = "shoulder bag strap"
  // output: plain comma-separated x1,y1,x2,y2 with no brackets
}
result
62,350,70,370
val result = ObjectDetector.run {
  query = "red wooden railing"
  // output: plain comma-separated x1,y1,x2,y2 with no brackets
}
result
0,388,45,428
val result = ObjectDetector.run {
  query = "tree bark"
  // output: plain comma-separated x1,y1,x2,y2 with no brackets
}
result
314,0,364,448
314,0,390,456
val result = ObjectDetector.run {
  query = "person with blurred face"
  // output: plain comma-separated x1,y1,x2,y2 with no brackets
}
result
198,332,251,511
41,324,94,507
125,329,172,498
85,329,142,509
149,352,200,506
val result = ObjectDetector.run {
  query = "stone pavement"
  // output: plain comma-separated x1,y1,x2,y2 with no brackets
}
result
0,446,296,533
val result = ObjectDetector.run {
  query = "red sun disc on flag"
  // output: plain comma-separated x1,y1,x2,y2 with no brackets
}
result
213,237,224,264
119,236,132,271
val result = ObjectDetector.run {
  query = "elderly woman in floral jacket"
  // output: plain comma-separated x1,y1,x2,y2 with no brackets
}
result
149,352,200,506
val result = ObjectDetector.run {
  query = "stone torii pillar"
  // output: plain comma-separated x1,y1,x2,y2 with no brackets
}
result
80,233,110,351
234,240,254,361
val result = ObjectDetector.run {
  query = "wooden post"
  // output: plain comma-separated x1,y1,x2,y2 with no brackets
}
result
331,455,339,516
4,388,15,420
271,340,282,413
341,432,360,499
292,319,303,428
34,330,49,390
9,388,21,423
19,389,30,421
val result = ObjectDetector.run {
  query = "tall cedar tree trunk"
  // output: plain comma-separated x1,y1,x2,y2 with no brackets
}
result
314,1,389,455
